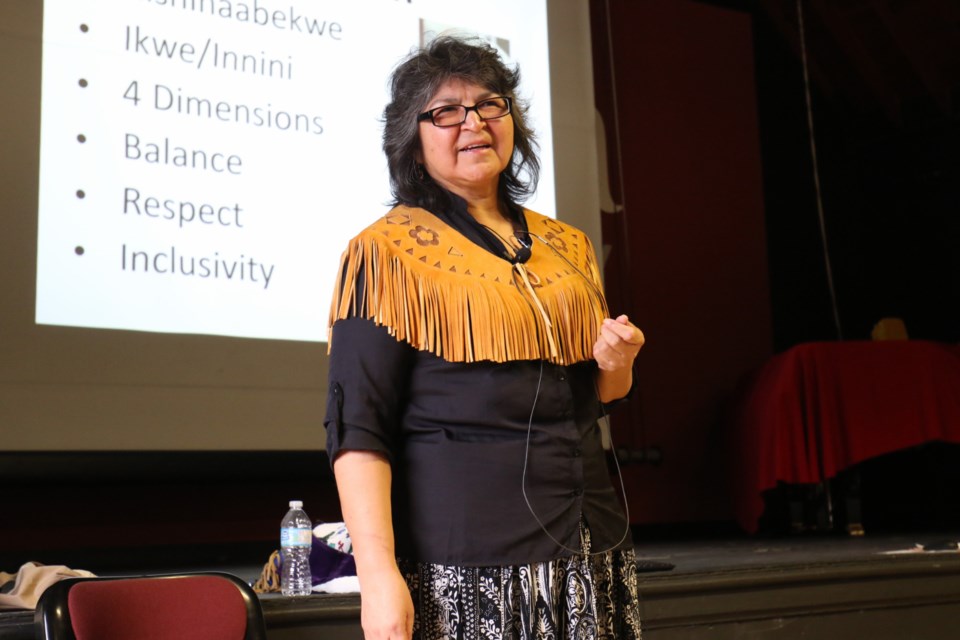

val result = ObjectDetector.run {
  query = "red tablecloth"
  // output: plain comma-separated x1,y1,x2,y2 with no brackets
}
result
730,340,960,533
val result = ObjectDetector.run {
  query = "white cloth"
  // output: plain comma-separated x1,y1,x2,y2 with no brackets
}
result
312,575,360,593
0,562,96,610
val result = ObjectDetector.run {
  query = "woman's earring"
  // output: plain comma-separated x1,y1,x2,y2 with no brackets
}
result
416,163,425,181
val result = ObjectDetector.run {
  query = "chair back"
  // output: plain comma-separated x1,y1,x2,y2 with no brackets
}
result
35,572,267,640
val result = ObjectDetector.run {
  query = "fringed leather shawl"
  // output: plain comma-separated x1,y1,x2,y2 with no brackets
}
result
328,206,609,365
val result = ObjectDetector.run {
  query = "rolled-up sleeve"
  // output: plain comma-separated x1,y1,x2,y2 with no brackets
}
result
325,317,415,467
601,375,637,413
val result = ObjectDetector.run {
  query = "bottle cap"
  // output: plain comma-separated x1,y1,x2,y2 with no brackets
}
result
289,500,303,508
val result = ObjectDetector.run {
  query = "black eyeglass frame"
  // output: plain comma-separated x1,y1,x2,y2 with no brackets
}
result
416,96,513,127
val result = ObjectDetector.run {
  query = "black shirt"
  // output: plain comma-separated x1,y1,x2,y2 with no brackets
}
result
325,199,632,566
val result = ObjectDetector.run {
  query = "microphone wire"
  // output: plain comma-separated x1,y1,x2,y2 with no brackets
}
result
519,362,632,557
483,220,635,555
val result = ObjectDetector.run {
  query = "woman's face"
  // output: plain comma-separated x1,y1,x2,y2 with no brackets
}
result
417,78,514,201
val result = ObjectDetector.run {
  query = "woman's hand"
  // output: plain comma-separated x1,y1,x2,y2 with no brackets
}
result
333,450,413,639
594,314,644,403
594,314,645,372
359,565,414,640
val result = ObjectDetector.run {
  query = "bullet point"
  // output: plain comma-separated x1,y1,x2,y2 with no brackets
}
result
80,24,89,33
77,134,87,143
78,78,88,88
76,189,86,199
75,246,85,256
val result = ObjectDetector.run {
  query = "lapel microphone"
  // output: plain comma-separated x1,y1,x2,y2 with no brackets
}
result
512,233,532,264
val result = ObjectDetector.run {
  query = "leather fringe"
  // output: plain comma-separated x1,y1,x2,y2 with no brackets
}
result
329,207,608,366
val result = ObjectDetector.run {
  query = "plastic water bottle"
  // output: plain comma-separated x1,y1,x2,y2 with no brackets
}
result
280,500,313,596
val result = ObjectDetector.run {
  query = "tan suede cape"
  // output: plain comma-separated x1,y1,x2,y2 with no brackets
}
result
328,205,609,365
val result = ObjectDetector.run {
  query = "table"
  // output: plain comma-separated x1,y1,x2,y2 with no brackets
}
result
730,341,960,533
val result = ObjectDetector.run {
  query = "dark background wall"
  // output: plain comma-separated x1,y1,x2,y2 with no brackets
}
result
590,0,959,527
749,0,959,349
591,0,772,525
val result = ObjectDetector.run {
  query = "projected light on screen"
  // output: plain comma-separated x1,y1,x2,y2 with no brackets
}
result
35,0,553,342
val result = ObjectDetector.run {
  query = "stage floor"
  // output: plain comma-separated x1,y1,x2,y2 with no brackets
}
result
632,529,960,575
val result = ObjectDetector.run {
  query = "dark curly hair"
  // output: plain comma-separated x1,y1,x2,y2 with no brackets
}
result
382,35,540,216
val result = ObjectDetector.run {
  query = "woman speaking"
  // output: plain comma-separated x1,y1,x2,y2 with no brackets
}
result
325,35,645,640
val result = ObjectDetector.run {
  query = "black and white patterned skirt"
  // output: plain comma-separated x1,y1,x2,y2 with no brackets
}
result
398,526,642,639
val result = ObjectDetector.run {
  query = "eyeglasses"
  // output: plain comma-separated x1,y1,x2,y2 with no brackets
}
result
417,96,512,127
